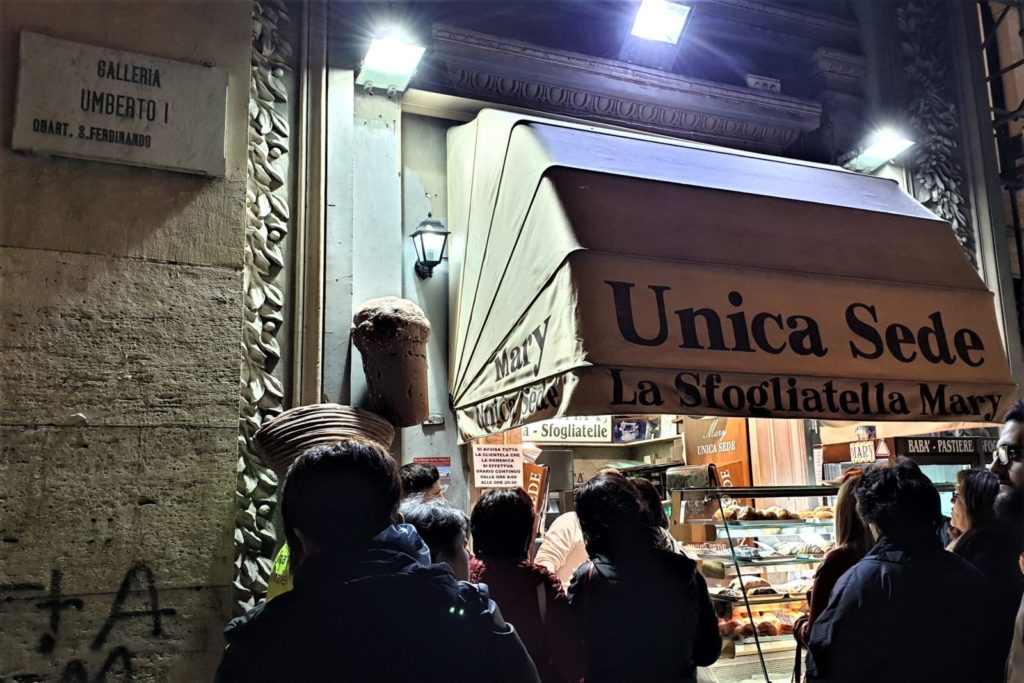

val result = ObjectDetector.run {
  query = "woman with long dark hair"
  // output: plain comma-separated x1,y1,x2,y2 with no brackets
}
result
794,470,872,648
948,467,1022,668
630,476,676,552
567,471,719,682
949,467,1000,549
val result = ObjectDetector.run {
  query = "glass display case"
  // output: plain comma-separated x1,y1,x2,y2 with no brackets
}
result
670,483,951,683
671,485,837,683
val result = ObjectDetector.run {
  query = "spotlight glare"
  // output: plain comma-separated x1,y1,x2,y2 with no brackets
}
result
356,32,426,93
845,128,915,173
630,0,692,45
861,128,914,163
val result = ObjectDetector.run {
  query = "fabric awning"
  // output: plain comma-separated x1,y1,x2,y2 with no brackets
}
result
447,110,1016,443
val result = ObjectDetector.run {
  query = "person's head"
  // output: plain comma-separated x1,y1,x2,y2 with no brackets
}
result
834,472,872,554
470,488,536,561
630,477,669,530
855,458,942,542
282,440,401,566
995,401,1024,491
575,471,655,558
400,463,442,499
952,468,1000,534
995,485,1024,555
399,495,470,580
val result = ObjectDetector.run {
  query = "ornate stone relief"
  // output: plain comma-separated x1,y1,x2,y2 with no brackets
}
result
429,26,821,154
809,48,867,96
236,0,292,613
896,0,977,265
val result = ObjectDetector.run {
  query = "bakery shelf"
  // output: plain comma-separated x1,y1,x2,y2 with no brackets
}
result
730,556,823,568
721,635,798,659
675,485,840,500
709,593,808,605
700,519,835,529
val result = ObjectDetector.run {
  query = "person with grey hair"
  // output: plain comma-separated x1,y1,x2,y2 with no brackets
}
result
399,494,471,581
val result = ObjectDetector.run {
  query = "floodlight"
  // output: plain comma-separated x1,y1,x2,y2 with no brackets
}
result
845,128,915,173
630,0,692,44
355,33,425,94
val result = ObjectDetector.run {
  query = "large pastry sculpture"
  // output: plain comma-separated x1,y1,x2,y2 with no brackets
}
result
351,296,432,428
252,296,430,600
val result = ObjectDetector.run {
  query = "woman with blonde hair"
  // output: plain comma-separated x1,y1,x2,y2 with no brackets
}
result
793,469,873,648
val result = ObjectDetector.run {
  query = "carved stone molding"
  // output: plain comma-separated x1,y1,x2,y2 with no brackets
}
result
236,0,293,613
809,48,867,96
695,0,860,55
428,25,821,154
896,0,976,265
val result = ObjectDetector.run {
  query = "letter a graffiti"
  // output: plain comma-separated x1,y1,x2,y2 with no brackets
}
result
90,562,176,650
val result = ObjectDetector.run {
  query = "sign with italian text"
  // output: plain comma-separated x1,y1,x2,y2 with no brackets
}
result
472,445,523,488
448,113,1017,443
681,416,751,487
894,436,979,457
12,32,227,176
521,415,612,443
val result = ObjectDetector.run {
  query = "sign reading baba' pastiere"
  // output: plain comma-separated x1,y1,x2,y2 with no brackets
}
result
12,32,227,176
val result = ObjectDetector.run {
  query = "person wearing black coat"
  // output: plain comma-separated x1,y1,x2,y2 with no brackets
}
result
808,459,1002,683
568,472,720,683
216,442,539,683
949,468,1024,669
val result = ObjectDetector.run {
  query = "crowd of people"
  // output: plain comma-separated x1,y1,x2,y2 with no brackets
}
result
215,404,1024,682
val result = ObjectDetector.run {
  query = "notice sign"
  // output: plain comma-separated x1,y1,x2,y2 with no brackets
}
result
472,445,523,488
12,32,227,176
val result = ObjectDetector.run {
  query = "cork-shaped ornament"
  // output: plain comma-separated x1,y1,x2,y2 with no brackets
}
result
352,297,431,427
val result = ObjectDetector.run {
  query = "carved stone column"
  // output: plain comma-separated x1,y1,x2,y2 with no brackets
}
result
806,48,867,164
236,0,294,612
895,0,977,265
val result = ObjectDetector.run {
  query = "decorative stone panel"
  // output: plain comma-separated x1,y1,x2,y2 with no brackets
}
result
896,0,976,265
428,25,821,154
235,0,294,613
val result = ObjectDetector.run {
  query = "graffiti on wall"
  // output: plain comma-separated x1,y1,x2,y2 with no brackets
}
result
0,563,176,682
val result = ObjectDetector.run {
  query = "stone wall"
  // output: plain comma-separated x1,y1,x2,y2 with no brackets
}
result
0,1,250,679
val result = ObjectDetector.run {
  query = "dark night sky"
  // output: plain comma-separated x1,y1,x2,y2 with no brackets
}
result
328,1,856,91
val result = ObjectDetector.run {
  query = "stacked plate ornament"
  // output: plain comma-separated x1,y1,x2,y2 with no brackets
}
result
253,403,395,477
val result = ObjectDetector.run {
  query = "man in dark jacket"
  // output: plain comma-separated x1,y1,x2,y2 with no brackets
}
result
808,458,1002,682
216,441,539,682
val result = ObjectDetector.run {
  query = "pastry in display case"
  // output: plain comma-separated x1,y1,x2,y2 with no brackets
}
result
671,485,841,683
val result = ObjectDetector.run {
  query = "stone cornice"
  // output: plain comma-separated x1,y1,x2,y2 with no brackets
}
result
810,48,868,96
428,25,821,153
694,0,861,53
707,0,860,40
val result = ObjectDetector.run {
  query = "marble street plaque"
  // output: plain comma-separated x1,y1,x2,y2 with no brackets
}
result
12,32,228,177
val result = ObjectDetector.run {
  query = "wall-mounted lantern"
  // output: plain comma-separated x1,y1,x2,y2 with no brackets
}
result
411,217,450,279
